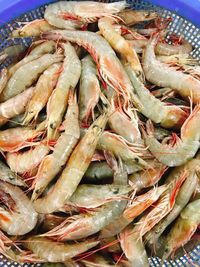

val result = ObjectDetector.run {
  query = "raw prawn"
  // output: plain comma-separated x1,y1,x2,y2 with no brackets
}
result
69,184,132,208
142,34,200,103
118,9,158,26
25,236,99,262
33,113,108,213
46,42,81,140
0,161,26,186
0,86,35,122
42,30,133,100
23,63,61,125
11,19,56,38
41,159,128,240
1,53,63,101
44,1,126,29
0,121,45,152
79,55,101,123
0,181,38,235
143,105,200,166
145,165,198,249
125,63,187,129
32,92,80,200
98,17,144,80
100,185,166,238
6,143,50,174
162,199,200,260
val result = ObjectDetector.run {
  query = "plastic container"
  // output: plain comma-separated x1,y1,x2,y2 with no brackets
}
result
0,0,199,266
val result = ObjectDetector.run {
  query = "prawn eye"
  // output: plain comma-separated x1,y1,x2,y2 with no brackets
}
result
113,188,119,194
135,157,139,163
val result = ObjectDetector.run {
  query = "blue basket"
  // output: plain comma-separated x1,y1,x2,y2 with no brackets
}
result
0,0,200,266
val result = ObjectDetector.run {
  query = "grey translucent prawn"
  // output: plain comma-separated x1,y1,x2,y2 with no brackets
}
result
0,181,38,235
28,40,57,56
97,131,149,171
162,199,200,260
23,63,61,125
44,1,126,30
100,185,166,238
33,113,108,213
0,53,63,101
24,236,99,262
0,161,26,186
47,42,81,140
69,184,132,208
145,160,199,249
120,226,149,267
6,142,50,175
108,97,142,143
0,121,45,152
32,91,80,200
118,9,158,26
11,19,56,38
125,63,187,129
41,158,128,240
0,86,35,124
79,55,101,124
98,17,144,80
143,105,200,166
42,30,133,100
129,159,167,192
142,34,200,103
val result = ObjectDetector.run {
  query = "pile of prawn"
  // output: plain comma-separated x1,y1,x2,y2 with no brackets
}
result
0,1,200,266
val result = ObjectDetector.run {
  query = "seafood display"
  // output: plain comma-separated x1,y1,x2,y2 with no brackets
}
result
0,1,199,266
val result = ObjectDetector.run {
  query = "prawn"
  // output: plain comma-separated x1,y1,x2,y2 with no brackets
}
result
1,53,63,101
125,63,187,129
79,55,101,124
0,181,38,235
8,41,57,77
46,42,81,140
0,86,35,122
118,9,158,26
33,113,108,213
145,163,199,249
142,34,200,103
25,236,99,263
41,159,128,240
97,131,149,171
11,19,56,38
83,161,113,183
28,40,57,56
0,121,45,152
0,161,26,186
98,17,144,80
162,199,200,260
42,30,133,100
100,185,166,238
69,184,132,208
44,1,126,29
128,37,192,56
0,68,8,95
131,173,186,238
129,159,167,192
107,97,142,143
143,105,200,166
6,142,50,175
120,226,149,267
32,91,80,200
155,36,193,56
23,63,61,125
